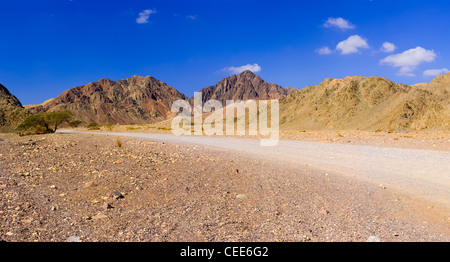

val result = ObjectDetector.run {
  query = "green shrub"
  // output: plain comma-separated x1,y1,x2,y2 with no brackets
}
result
34,125,49,134
106,122,115,131
17,111,72,134
87,122,100,130
69,120,83,128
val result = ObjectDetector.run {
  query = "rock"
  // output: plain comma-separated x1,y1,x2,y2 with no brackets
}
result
318,209,330,216
366,236,381,242
92,214,108,220
102,202,114,210
236,194,247,199
84,181,95,188
50,185,57,189
108,191,123,200
66,236,82,242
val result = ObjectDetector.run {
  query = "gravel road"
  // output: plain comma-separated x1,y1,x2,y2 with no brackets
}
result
60,130,450,210
2,131,449,241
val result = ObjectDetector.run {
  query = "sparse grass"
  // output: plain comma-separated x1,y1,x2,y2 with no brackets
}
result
87,122,100,130
157,127,171,131
116,138,122,147
106,123,115,131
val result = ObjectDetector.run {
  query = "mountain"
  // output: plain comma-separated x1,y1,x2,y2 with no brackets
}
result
284,87,299,96
0,83,30,129
198,70,289,104
26,75,187,125
279,74,450,131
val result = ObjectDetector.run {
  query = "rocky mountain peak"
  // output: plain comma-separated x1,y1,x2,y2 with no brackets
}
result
0,83,30,128
429,72,450,86
25,76,187,125
198,71,287,104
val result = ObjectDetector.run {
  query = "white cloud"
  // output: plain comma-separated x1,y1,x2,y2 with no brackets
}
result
222,64,262,74
316,46,332,55
336,35,369,55
380,42,396,53
423,68,449,77
380,47,437,77
323,17,355,30
186,15,197,20
136,9,156,24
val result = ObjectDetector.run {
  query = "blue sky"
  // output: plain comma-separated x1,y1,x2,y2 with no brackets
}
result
1,0,450,105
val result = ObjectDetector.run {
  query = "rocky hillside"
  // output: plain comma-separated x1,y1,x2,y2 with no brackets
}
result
0,83,30,130
26,76,187,125
280,74,450,131
198,70,290,104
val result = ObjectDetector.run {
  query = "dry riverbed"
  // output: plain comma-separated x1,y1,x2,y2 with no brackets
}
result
0,132,449,242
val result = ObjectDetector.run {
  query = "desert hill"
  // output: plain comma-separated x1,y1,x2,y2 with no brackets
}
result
279,74,450,131
0,83,30,130
26,75,187,125
198,70,290,104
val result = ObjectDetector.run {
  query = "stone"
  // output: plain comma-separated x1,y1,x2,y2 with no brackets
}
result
318,209,330,216
102,202,114,210
84,181,95,188
366,236,381,242
92,214,108,220
236,194,247,199
66,236,82,242
108,191,123,200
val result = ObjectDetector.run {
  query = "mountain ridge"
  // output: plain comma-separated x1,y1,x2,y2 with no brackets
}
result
0,83,31,129
279,73,450,131
5,72,450,131
26,75,187,125
197,70,291,104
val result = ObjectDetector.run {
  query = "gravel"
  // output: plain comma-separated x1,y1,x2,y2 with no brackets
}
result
0,132,449,242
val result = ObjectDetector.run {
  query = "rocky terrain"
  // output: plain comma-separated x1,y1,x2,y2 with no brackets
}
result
198,70,290,104
25,76,187,125
280,73,450,131
0,133,448,242
0,84,30,131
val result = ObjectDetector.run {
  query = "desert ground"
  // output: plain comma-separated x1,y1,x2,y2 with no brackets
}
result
0,130,449,242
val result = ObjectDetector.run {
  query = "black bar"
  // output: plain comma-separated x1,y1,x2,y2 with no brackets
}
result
0,242,447,260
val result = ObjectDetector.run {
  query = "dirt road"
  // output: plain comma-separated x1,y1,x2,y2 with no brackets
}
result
1,131,449,241
60,130,450,210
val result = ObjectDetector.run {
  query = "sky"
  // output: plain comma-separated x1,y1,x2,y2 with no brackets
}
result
1,0,450,105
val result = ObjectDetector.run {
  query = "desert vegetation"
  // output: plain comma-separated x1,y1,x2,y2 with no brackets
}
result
17,110,72,135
